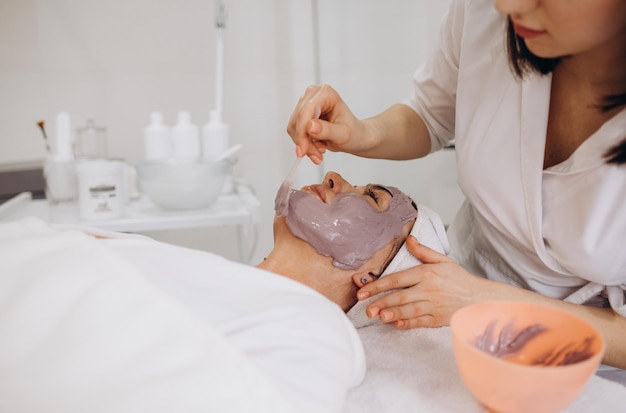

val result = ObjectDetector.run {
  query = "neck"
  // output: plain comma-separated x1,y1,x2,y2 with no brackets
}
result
256,239,357,312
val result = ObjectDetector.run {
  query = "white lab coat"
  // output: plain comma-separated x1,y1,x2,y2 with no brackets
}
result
404,0,626,315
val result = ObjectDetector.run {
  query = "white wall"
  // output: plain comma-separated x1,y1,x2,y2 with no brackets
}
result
0,0,460,263
314,0,461,223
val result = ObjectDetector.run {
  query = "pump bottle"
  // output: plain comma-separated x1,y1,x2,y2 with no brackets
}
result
143,112,171,160
203,110,234,193
202,110,230,160
171,111,200,161
43,112,78,203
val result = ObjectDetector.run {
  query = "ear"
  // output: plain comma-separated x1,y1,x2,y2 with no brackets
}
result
352,271,377,288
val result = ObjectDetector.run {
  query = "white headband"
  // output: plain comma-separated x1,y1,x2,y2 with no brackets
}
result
381,203,450,276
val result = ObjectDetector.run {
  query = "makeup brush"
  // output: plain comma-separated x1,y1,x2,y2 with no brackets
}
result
274,106,321,217
274,156,302,217
37,120,51,153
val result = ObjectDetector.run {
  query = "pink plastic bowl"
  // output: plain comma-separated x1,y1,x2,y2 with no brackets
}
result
451,301,605,413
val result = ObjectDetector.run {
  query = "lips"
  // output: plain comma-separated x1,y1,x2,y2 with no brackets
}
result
303,185,327,203
513,24,546,39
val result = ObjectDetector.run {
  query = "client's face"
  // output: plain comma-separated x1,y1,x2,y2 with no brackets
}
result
276,171,417,272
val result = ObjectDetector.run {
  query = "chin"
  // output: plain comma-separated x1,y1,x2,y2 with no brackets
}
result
273,215,302,245
524,41,567,59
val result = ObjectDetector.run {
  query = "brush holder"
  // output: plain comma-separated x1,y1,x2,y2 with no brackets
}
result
43,158,78,203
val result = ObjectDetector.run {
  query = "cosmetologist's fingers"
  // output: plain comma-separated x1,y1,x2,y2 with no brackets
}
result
287,86,325,162
406,236,451,264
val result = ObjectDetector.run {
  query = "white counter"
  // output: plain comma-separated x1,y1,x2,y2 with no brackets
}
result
0,181,260,263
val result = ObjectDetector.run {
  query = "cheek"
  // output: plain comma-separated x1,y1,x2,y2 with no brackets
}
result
370,243,396,274
492,0,510,15
548,4,626,52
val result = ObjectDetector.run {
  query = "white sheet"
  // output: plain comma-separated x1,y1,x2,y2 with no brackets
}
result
346,321,626,412
0,218,292,413
103,233,365,413
0,217,365,413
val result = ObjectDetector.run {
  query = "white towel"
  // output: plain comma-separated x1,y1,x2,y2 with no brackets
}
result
347,203,450,328
381,203,449,276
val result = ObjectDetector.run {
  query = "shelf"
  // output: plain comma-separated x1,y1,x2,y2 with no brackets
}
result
0,182,260,263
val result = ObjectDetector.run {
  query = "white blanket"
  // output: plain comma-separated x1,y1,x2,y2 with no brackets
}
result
0,218,292,413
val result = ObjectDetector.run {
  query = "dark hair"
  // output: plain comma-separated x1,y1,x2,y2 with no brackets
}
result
505,18,626,165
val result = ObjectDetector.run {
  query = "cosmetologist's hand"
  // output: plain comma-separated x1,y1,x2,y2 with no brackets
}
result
356,236,490,329
287,84,364,164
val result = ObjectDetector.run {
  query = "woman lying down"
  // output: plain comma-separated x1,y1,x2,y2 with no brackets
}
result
0,171,448,413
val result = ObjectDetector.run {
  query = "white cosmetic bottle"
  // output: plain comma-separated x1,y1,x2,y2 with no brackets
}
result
202,110,230,160
43,112,77,203
171,111,200,161
202,110,233,193
143,112,171,160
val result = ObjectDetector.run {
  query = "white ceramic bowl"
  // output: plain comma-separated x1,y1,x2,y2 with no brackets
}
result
135,160,228,210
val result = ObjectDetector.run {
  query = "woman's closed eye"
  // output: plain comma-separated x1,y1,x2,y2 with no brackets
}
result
363,184,393,211
366,187,379,202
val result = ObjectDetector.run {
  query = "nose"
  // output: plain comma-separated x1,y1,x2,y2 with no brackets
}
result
494,0,539,16
323,171,351,194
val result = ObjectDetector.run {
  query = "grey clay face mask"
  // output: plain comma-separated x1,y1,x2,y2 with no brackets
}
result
280,185,417,270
